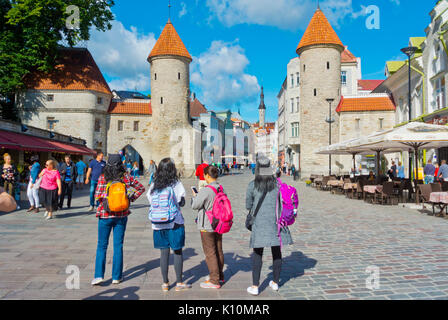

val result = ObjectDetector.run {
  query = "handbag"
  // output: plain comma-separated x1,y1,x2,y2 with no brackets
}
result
245,190,268,231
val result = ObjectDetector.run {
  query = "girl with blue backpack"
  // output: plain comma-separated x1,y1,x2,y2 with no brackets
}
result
147,158,191,292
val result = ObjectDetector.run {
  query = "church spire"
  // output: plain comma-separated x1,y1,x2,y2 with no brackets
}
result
258,86,266,110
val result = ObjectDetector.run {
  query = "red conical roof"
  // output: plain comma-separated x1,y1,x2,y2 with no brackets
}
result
296,8,344,55
148,20,192,61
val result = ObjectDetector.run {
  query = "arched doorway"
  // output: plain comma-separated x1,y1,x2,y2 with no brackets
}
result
121,145,145,176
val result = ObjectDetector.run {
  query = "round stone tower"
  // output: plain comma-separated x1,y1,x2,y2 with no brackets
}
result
296,7,344,177
147,19,195,172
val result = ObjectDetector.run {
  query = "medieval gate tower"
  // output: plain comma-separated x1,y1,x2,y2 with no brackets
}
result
297,7,344,177
147,19,196,173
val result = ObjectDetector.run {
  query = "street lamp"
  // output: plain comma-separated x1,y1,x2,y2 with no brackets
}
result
401,46,418,179
325,98,335,176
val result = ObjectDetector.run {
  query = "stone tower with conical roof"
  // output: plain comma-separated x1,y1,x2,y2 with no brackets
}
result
296,7,344,176
147,19,195,172
259,86,266,128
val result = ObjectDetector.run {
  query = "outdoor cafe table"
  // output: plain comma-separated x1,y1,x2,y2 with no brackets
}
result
429,192,448,217
344,182,358,190
364,185,383,194
327,180,344,187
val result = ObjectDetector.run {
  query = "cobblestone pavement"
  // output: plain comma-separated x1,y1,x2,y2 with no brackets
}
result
0,171,447,300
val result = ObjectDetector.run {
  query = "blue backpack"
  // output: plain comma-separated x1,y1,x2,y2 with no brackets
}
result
148,187,179,224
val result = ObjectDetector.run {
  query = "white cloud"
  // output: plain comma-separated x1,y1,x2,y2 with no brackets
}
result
191,40,260,108
88,20,156,91
390,0,400,5
206,0,367,30
179,2,188,18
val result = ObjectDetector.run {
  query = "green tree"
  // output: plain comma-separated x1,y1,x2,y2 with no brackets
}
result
0,0,115,120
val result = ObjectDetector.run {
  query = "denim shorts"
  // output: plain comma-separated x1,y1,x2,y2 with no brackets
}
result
153,224,185,250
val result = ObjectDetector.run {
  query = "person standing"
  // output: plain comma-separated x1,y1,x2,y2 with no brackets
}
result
147,158,191,292
39,160,62,220
58,155,77,209
26,155,41,214
435,163,440,182
388,161,397,180
85,152,106,212
424,160,436,184
1,153,19,197
132,162,139,179
126,161,132,174
195,161,209,190
397,161,405,180
191,165,225,289
438,160,448,182
75,159,87,190
91,154,145,286
148,160,157,186
245,156,293,296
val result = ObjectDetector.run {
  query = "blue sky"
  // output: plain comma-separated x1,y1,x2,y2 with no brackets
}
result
87,0,436,123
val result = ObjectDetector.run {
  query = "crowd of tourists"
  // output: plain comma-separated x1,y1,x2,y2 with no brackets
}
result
1,150,300,296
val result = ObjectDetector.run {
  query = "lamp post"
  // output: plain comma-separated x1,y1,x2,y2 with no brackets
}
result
401,46,418,179
325,98,335,175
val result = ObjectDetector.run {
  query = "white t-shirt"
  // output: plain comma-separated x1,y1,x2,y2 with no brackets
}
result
147,181,186,230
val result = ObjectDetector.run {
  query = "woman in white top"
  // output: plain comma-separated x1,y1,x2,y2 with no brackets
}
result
147,158,191,292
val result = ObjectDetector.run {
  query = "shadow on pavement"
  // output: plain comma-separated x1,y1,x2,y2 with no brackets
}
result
83,286,140,300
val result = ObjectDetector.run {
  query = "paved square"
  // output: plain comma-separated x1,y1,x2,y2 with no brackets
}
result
1,171,447,300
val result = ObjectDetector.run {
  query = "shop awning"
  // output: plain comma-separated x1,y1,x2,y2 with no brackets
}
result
0,130,96,155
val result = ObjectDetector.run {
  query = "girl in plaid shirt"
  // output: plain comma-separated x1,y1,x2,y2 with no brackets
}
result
91,154,145,286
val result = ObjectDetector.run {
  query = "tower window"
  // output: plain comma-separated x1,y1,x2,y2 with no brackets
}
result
314,89,317,96
327,62,330,69
47,94,54,102
134,121,139,132
94,119,101,132
178,72,181,80
154,73,157,80
161,97,163,104
303,64,306,72
118,120,123,132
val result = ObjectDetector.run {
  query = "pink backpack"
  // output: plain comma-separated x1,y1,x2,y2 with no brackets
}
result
205,185,233,234
277,178,299,228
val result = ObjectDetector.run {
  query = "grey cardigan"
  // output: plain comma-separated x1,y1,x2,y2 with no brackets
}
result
246,180,293,249
191,181,221,232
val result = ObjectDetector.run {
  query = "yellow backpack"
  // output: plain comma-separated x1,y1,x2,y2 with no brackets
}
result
104,181,130,213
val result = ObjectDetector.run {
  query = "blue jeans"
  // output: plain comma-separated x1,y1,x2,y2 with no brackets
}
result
149,172,154,186
90,180,99,207
94,217,128,280
424,175,434,184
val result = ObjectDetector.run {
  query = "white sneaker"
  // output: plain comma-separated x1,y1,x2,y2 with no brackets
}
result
91,278,104,286
247,286,259,296
269,281,279,291
112,278,123,284
44,211,48,218
45,215,53,220
88,206,94,212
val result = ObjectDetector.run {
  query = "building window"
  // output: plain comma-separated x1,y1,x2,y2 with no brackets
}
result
47,94,54,102
154,73,157,80
296,97,299,113
118,120,123,132
161,97,164,104
434,77,446,110
296,73,300,86
178,72,181,80
341,71,347,86
46,117,57,130
291,122,299,137
327,61,330,70
379,118,384,130
134,121,139,132
314,88,317,96
290,74,294,87
303,64,306,72
291,99,294,113
97,97,103,105
94,119,101,132
355,118,360,131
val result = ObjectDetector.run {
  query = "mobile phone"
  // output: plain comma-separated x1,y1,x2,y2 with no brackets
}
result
191,186,198,194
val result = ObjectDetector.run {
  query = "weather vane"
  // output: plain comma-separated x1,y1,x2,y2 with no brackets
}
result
168,0,172,21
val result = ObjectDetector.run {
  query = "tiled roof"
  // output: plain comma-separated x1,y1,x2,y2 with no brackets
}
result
358,80,384,91
190,98,208,117
386,61,406,75
341,48,357,63
336,96,396,113
24,48,111,95
148,20,192,61
296,8,344,55
108,101,152,115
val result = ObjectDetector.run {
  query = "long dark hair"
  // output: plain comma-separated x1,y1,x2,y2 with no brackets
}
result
254,160,277,193
104,162,126,182
151,158,178,194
